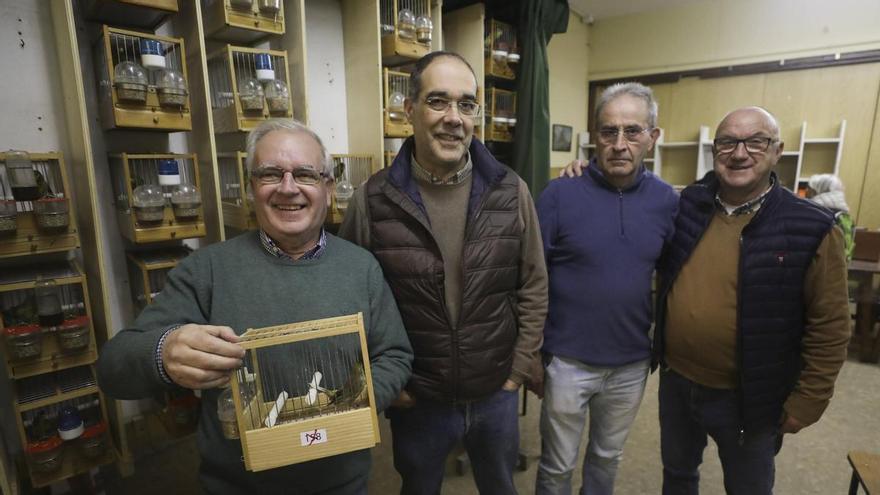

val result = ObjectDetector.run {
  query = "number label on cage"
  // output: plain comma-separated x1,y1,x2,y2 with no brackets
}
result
301,428,328,446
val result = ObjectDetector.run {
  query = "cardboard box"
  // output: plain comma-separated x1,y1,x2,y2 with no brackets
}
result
853,229,880,262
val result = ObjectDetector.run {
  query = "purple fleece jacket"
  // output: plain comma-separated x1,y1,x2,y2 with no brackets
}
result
537,161,678,367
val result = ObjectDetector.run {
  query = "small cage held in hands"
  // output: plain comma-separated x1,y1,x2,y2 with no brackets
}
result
125,247,191,312
0,151,79,258
486,87,516,143
109,153,206,244
96,26,191,131
224,313,379,472
484,19,518,80
383,69,412,138
379,0,432,65
208,46,292,134
218,152,259,232
202,0,286,43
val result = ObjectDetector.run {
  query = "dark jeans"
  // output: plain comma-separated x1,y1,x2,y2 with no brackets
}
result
388,387,520,495
659,368,780,495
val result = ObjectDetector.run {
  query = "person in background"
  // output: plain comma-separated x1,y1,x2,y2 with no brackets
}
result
338,51,548,495
654,107,850,494
96,119,413,495
807,173,855,261
536,82,678,495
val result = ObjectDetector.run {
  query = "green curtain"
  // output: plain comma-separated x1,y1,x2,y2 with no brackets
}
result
513,0,569,196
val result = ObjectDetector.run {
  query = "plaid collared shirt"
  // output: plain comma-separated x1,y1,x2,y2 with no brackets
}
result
715,176,776,216
259,228,327,261
410,152,473,185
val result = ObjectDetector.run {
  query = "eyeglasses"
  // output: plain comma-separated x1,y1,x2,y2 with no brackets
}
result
250,166,328,186
713,137,776,155
597,126,652,144
424,96,480,117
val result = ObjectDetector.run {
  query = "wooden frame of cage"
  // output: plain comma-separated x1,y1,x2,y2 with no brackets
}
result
486,87,516,143
380,0,432,66
98,26,192,131
383,68,413,138
203,0,285,43
83,0,177,30
210,45,293,134
384,150,397,169
326,154,374,225
111,153,206,244
0,152,80,259
219,152,259,232
231,313,379,472
12,366,116,488
484,19,516,80
125,247,190,311
0,262,97,380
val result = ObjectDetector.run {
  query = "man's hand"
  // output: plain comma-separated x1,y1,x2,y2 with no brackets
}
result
559,159,589,178
390,390,416,408
162,324,245,390
780,411,807,434
502,379,521,392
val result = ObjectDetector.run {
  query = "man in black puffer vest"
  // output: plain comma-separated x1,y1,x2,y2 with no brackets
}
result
653,107,850,495
339,52,548,495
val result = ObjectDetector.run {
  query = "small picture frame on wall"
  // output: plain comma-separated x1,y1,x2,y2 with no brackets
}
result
552,124,573,152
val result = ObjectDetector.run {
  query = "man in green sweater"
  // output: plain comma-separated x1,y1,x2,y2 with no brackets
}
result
96,119,413,494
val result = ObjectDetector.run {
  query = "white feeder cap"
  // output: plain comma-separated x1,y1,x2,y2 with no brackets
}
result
141,54,166,70
58,422,84,441
256,69,276,82
507,53,521,62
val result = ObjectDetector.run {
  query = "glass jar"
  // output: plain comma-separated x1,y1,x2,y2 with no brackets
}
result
335,161,354,212
35,278,64,328
5,150,40,201
416,15,433,44
132,184,166,225
56,316,91,353
265,79,290,114
257,0,281,14
58,406,84,441
170,184,202,221
157,69,188,108
26,436,63,474
113,61,148,104
139,38,166,69
388,91,406,122
5,324,42,360
79,422,108,460
254,53,275,82
397,9,415,40
34,197,70,233
217,386,239,440
0,200,17,236
238,78,265,112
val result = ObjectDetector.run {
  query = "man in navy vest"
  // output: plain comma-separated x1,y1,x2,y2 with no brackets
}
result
654,107,850,494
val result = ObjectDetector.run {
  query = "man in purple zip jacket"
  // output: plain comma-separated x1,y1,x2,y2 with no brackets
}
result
536,82,678,495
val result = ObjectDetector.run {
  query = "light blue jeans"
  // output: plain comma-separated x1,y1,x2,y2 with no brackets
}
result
536,355,650,495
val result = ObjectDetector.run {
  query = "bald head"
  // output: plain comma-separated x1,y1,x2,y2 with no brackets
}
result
712,106,784,205
716,107,780,140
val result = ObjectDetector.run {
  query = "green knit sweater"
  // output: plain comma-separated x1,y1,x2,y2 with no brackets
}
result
97,232,413,494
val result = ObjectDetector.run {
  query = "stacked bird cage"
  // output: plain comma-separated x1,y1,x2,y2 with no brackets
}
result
218,152,258,232
202,0,286,43
223,313,379,472
125,247,192,312
379,0,432,65
484,19,518,80
486,87,516,143
383,69,412,138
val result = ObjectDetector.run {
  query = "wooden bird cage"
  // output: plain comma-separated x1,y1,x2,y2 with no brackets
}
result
228,313,379,472
384,150,397,169
380,0,432,66
218,152,258,232
331,154,373,190
203,0,285,43
108,153,206,244
486,87,516,143
484,19,518,80
383,69,412,138
125,247,191,312
83,0,178,30
0,262,96,380
208,46,293,134
96,26,192,131
14,366,116,487
0,152,80,258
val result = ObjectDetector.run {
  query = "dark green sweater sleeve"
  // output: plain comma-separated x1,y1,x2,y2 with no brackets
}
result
96,253,211,399
365,261,413,412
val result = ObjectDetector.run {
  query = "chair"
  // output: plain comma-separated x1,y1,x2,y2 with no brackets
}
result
848,451,880,494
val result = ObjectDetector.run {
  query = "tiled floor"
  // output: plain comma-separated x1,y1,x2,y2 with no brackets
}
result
104,356,880,494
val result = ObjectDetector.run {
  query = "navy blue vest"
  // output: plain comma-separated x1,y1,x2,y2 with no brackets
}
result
654,172,833,429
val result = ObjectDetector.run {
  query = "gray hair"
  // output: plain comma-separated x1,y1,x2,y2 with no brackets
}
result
245,119,333,177
594,82,658,129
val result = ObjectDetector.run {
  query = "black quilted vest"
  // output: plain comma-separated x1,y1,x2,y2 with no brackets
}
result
366,137,521,402
654,172,833,429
